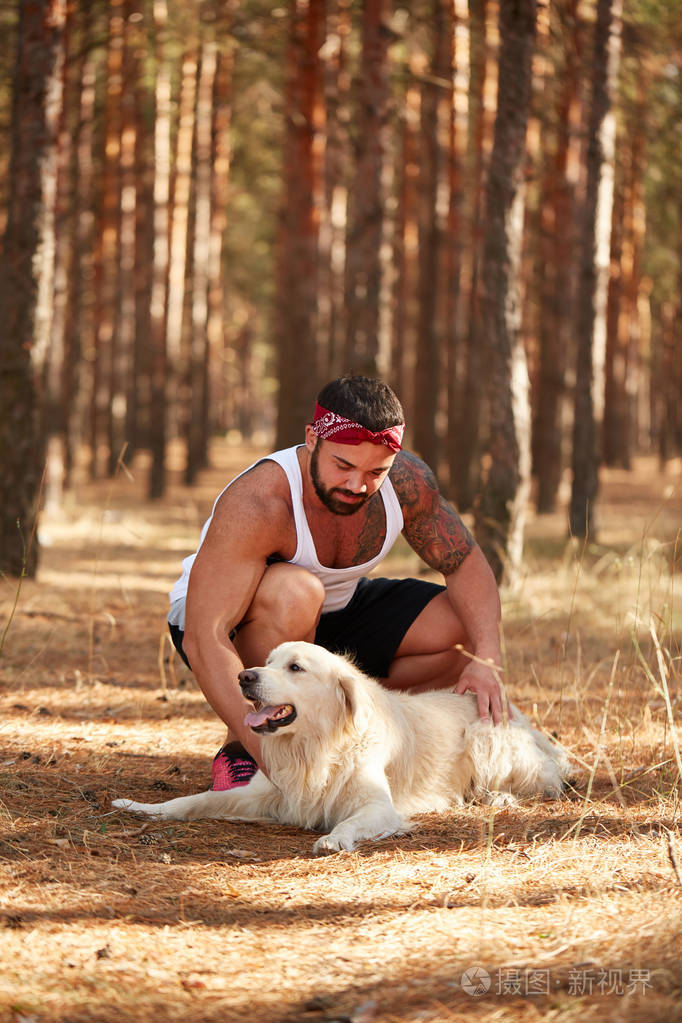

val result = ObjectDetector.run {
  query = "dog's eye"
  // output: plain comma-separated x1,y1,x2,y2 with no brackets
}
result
289,662,304,673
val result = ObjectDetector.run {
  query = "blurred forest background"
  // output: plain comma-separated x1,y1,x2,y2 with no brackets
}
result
0,0,680,583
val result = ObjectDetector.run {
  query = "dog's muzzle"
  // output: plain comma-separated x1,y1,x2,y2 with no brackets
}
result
238,669,297,734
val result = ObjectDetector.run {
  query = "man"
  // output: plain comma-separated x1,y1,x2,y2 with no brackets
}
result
168,375,505,790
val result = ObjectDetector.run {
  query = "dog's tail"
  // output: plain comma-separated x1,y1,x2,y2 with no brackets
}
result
509,704,574,782
465,717,570,801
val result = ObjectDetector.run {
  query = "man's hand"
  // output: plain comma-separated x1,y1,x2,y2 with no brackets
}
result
454,661,507,725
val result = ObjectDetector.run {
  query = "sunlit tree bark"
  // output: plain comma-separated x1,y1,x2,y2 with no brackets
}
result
474,0,537,585
570,0,623,540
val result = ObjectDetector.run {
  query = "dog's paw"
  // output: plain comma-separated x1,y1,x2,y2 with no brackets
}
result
313,833,355,855
482,790,518,808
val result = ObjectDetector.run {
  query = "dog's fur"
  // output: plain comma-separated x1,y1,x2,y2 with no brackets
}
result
113,641,571,853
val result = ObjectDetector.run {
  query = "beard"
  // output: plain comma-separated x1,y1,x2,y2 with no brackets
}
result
310,443,370,516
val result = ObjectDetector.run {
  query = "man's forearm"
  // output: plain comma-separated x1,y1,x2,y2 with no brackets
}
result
182,630,264,766
445,544,503,665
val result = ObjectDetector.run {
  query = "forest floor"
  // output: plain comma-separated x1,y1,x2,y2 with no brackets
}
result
1,441,681,1023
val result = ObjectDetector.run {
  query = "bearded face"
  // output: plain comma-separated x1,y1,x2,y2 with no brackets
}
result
309,442,371,516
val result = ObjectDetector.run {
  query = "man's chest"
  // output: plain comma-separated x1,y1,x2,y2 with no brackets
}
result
301,495,388,569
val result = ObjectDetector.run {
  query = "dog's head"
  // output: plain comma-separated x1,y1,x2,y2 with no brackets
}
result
238,641,371,739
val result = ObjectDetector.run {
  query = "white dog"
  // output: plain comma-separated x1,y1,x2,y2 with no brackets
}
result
113,641,570,853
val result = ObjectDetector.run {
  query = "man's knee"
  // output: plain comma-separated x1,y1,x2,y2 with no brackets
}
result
247,562,325,633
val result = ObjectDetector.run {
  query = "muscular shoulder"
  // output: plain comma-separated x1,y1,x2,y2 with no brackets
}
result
389,450,440,517
208,458,294,553
389,450,474,575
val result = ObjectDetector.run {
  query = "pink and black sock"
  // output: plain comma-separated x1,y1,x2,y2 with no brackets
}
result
211,741,258,791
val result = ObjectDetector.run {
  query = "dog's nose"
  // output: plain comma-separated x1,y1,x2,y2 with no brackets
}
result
238,669,259,689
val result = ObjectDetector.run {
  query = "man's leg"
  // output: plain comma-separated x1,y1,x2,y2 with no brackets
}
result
232,561,325,666
210,562,325,788
385,590,471,692
174,562,325,790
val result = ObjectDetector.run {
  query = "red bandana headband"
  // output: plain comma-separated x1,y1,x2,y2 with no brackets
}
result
310,403,405,453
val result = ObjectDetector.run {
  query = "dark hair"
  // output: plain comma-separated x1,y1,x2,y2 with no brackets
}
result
316,376,404,432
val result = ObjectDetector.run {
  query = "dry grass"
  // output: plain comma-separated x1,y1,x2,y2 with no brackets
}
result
0,444,681,1023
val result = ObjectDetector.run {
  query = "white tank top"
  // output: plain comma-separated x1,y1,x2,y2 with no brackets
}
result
168,445,404,620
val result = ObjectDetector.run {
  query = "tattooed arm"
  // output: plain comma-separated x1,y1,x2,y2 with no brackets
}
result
389,452,475,572
390,452,506,723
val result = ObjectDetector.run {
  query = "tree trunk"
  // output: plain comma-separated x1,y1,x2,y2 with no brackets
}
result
450,0,494,510
167,48,198,447
206,39,235,438
275,0,326,448
569,0,622,540
603,83,646,469
342,0,389,377
603,148,626,467
114,0,142,461
413,0,450,469
108,0,140,467
319,0,351,379
390,44,421,422
148,0,172,499
185,41,217,485
64,5,96,481
131,5,155,456
444,0,469,497
474,0,537,586
654,262,681,465
533,0,581,512
0,0,67,577
97,0,124,477
43,0,73,513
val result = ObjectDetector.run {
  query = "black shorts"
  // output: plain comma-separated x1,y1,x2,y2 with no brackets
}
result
168,576,445,680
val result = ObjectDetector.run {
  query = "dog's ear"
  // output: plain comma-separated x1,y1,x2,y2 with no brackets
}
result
335,657,371,735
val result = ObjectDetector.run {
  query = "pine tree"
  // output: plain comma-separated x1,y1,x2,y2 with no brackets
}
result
0,0,67,577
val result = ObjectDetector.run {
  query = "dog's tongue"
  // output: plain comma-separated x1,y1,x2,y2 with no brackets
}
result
244,704,290,729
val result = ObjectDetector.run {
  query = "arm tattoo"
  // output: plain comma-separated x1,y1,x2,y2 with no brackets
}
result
389,451,436,509
406,495,475,574
391,452,475,575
